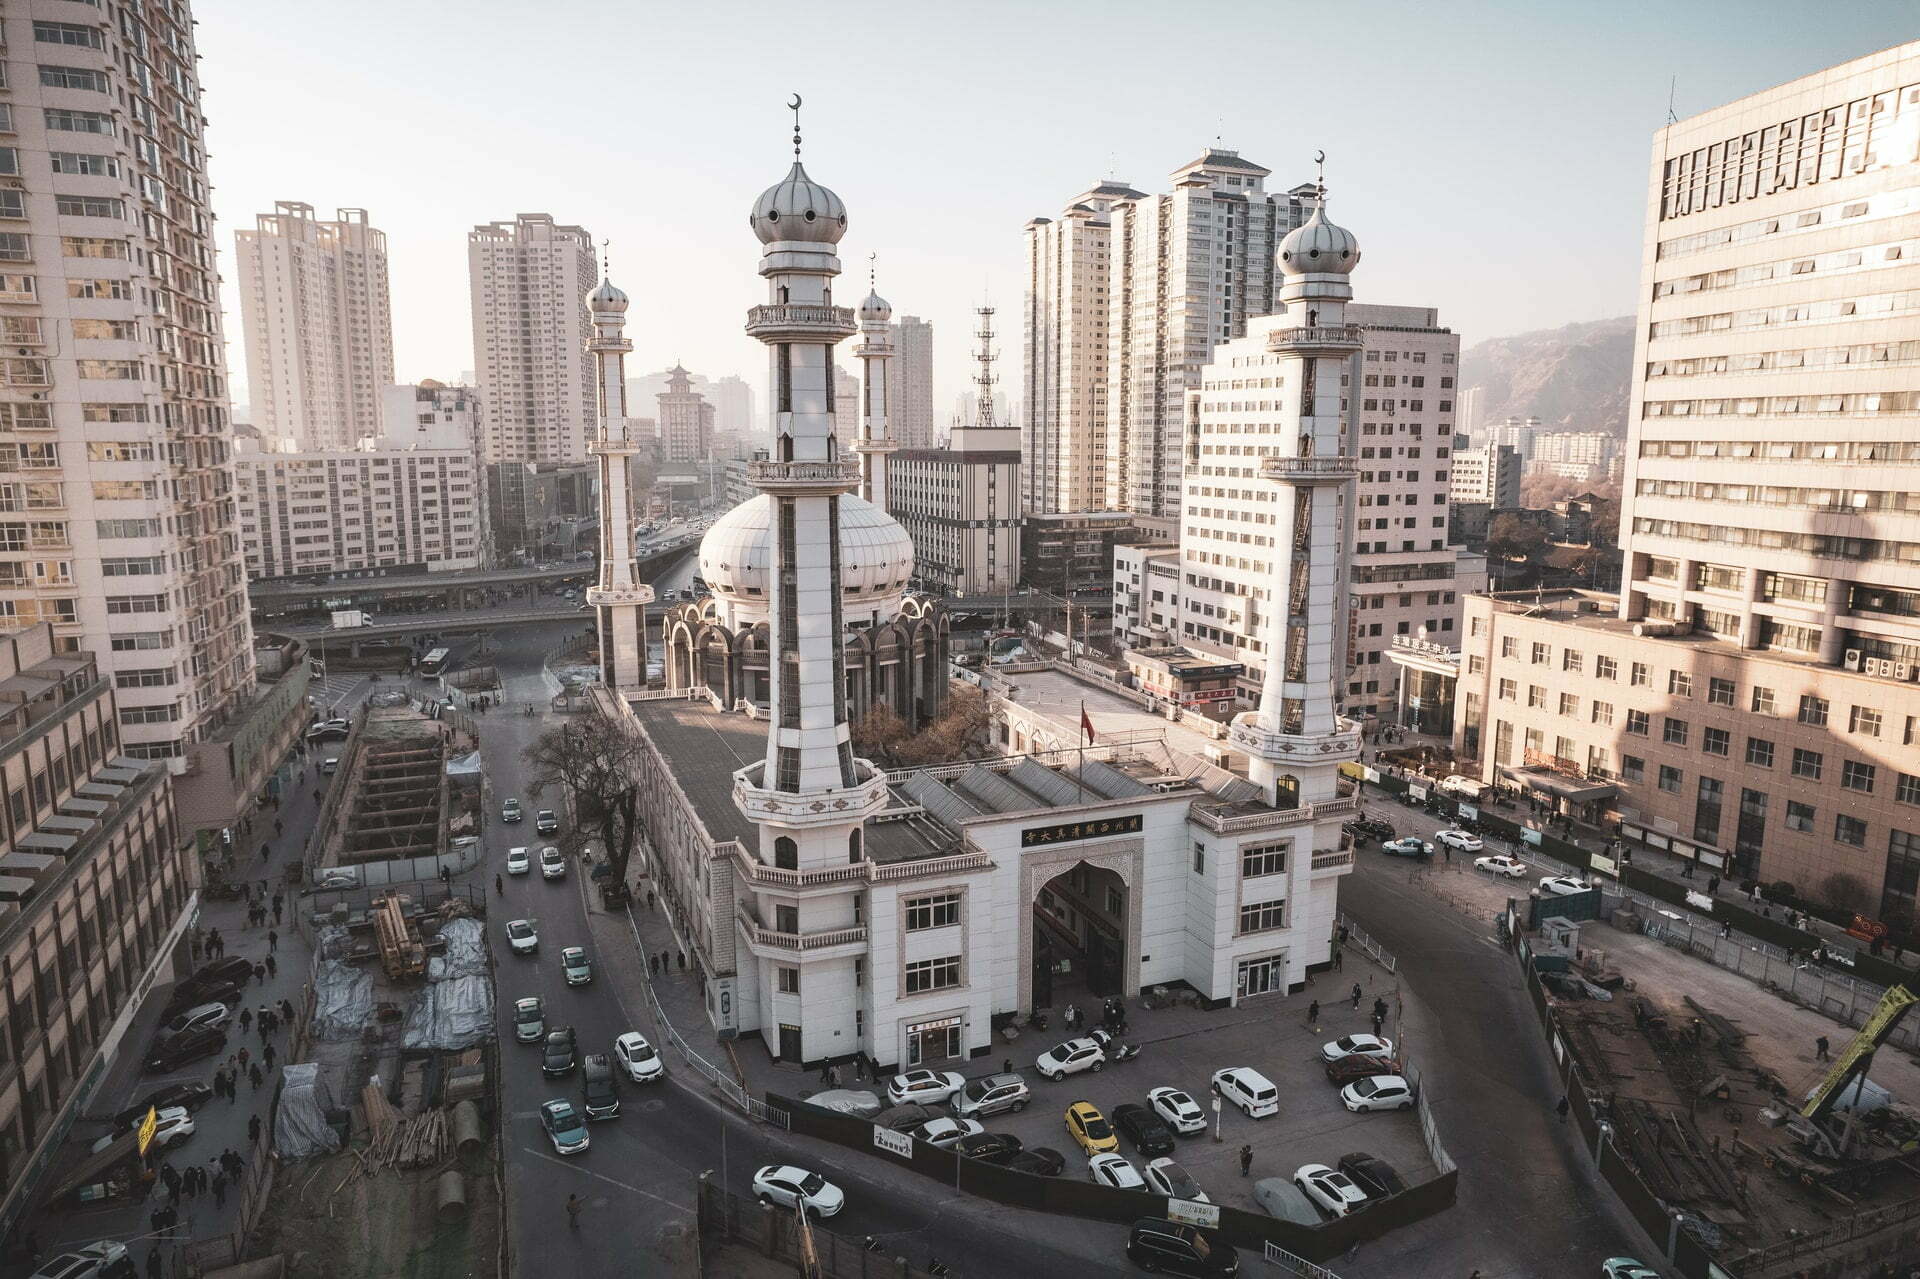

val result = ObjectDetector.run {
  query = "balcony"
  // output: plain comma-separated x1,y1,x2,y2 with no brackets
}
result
1266,324,1365,355
737,913,869,957
744,303,857,341
1228,714,1363,765
1261,455,1359,485
1189,793,1359,834
1311,847,1354,873
746,458,860,496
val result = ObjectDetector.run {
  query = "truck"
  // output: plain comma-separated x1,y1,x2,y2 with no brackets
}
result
331,609,371,630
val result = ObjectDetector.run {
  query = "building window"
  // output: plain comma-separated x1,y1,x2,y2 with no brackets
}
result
1746,738,1775,768
1663,717,1689,746
1497,678,1516,701
1528,685,1546,709
1562,650,1583,673
777,966,799,994
1792,749,1823,780
904,956,961,994
1843,760,1877,794
1241,843,1289,878
1751,686,1776,715
1786,801,1815,833
1626,709,1650,736
1592,701,1615,726
1798,695,1829,727
1658,765,1683,794
1886,830,1920,922
1559,693,1578,717
1703,728,1730,757
1500,637,1517,659
1237,900,1288,934
1707,678,1735,707
1668,671,1692,698
1835,814,1868,848
1631,662,1651,688
1898,774,1920,807
773,836,797,870
1850,706,1883,737
1531,642,1549,665
1621,755,1646,783
904,892,960,931
1595,655,1618,681
1694,776,1723,843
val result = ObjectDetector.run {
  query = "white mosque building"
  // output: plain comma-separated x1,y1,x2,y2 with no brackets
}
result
599,122,1360,1073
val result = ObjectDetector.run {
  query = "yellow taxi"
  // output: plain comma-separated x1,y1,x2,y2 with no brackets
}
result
1064,1100,1118,1155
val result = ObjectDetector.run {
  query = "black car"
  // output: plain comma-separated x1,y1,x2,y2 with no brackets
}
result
174,957,252,1004
1006,1146,1066,1177
875,1103,938,1133
112,1081,215,1131
542,1027,578,1077
144,1027,227,1074
952,1131,1024,1164
1323,1053,1404,1086
1337,1152,1407,1198
580,1053,619,1119
163,980,243,1022
1112,1102,1176,1157
1126,1218,1239,1277
1342,815,1396,844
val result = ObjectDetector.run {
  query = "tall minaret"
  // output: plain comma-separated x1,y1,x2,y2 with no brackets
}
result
583,271,654,691
736,102,889,879
1229,173,1364,809
853,260,897,509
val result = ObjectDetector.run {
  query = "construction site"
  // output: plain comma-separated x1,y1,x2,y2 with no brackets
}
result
308,705,483,874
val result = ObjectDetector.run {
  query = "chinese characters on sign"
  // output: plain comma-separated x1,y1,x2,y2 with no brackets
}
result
1021,813,1143,848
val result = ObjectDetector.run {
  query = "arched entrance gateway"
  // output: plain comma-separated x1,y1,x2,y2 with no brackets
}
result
1017,841,1145,1015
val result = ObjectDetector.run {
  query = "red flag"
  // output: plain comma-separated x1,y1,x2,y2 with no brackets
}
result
1081,701,1096,746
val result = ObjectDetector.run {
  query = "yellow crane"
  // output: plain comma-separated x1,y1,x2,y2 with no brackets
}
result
1787,983,1917,1161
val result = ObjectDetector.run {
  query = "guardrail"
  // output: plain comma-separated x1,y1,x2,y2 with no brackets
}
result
1335,911,1398,974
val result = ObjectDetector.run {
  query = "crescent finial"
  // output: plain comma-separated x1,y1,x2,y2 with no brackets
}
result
789,94,802,111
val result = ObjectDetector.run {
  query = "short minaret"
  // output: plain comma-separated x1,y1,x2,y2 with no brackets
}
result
1229,176,1364,809
852,261,898,509
583,272,655,691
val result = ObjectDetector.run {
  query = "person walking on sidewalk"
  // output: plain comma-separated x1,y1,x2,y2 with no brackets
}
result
267,929,278,954
1306,999,1320,1029
1350,983,1362,1010
263,1042,276,1072
265,954,277,979
249,1115,262,1146
249,1063,264,1091
238,1008,252,1035
1816,1035,1831,1062
1556,1095,1570,1123
1239,1145,1253,1177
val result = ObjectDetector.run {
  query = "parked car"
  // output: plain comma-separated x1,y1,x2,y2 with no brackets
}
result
505,847,530,876
1064,1100,1119,1154
1087,1151,1146,1191
315,868,356,889
1436,774,1487,800
1381,837,1433,859
1435,828,1483,853
175,958,252,1005
501,798,523,823
1475,854,1528,878
1006,1146,1066,1177
885,1069,965,1106
1035,1037,1105,1081
160,1002,230,1039
144,1027,226,1074
561,947,592,985
1294,1163,1368,1218
580,1054,619,1120
535,809,560,834
1343,815,1395,843
614,1031,665,1083
542,1027,578,1076
1210,1067,1278,1119
1539,875,1592,896
874,1103,939,1132
1125,1219,1239,1278
909,1117,984,1149
93,1106,192,1154
162,980,241,1022
320,757,340,776
305,719,350,741
111,1082,213,1132
1111,1102,1177,1157
506,919,538,954
1252,1177,1322,1227
1340,1075,1414,1113
953,1131,1023,1164
808,1088,881,1117
540,1099,589,1155
952,1072,1031,1119
1148,1086,1208,1136
540,846,567,880
1142,1157,1208,1203
752,1165,844,1219
1601,1261,1660,1279
514,997,545,1043
1324,1053,1403,1086
1337,1152,1408,1198
26,1241,137,1279
1321,1033,1395,1064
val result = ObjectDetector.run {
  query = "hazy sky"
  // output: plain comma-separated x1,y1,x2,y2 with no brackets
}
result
199,1,1917,419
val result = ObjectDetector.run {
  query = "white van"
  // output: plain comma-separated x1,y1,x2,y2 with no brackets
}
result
320,757,340,776
1436,774,1487,801
1211,1066,1279,1119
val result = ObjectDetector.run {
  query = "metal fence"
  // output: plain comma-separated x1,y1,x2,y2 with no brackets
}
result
1261,1244,1347,1278
1335,912,1398,974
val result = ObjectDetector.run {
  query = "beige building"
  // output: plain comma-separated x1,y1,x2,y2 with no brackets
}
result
235,203,394,451
654,364,714,464
0,624,191,1236
1451,444,1522,506
890,315,935,449
1456,43,1920,923
467,214,597,465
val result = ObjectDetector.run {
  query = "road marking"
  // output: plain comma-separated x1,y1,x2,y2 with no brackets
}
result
520,1146,694,1213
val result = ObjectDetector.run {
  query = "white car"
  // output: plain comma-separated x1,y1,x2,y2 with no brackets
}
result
540,846,566,880
1321,1033,1395,1064
885,1069,966,1106
614,1031,664,1083
1087,1151,1146,1191
506,919,538,954
505,847,530,876
1436,774,1486,800
1035,1037,1106,1081
1435,828,1483,853
1142,1156,1209,1203
1295,1162,1369,1217
1341,1075,1415,1113
1211,1066,1278,1119
93,1107,193,1153
1540,875,1592,896
909,1116,984,1148
1475,854,1528,878
1147,1086,1207,1136
752,1164,844,1218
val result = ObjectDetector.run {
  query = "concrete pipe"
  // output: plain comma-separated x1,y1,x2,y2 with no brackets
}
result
436,1169,468,1221
451,1099,484,1155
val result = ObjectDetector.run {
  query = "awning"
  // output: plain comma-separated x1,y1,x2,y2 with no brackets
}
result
49,1129,141,1202
1498,766,1619,804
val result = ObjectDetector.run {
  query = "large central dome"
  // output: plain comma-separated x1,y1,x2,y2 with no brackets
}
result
698,493,914,627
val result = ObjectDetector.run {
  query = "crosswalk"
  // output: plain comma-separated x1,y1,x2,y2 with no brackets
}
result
308,672,370,716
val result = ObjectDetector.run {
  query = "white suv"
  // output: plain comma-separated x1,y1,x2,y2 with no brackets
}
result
1211,1066,1279,1119
952,1072,1031,1119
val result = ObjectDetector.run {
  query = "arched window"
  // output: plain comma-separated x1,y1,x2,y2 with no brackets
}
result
774,836,797,870
848,829,863,863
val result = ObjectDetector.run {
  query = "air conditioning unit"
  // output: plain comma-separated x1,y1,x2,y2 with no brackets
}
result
1843,649,1863,671
1895,663,1914,682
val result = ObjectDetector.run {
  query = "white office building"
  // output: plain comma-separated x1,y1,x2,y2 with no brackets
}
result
890,315,935,449
468,214,598,465
1451,444,1522,507
381,380,481,451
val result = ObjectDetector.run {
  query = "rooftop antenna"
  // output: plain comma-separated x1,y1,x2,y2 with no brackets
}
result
789,92,803,159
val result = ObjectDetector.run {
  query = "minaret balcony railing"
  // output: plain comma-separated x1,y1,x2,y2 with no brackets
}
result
734,757,890,829
748,458,860,495
588,438,639,457
745,303,857,340
1262,455,1359,484
586,583,654,607
1228,713,1363,765
1266,323,1366,355
1189,793,1360,834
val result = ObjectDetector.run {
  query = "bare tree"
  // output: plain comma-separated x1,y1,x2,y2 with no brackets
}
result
524,714,647,895
1817,872,1873,916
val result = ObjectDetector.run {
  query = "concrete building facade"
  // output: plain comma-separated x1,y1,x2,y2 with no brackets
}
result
380,380,481,452
467,214,597,465
655,364,715,464
234,203,393,451
1451,444,1522,507
890,315,935,450
1527,431,1621,483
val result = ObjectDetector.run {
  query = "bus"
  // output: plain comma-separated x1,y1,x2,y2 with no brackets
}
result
419,648,450,677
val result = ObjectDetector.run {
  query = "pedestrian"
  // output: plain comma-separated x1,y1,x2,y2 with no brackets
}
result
1816,1035,1830,1062
249,1063,263,1091
1003,1057,1013,1075
1556,1095,1569,1123
150,1208,164,1238
239,1008,253,1034
260,842,270,864
1721,921,1733,940
1708,874,1720,895
253,962,266,985
1372,1012,1385,1035
1239,1144,1253,1177
237,1047,250,1075
279,998,294,1023
649,954,659,976
249,1114,262,1145
264,1042,277,1071
678,951,686,970
1307,999,1320,1028
1334,948,1344,972
1350,983,1362,1010
211,1171,227,1208
647,889,655,910
819,1062,831,1084
147,1246,162,1279
827,1064,839,1088
268,929,278,954
566,1193,582,1229
265,954,277,979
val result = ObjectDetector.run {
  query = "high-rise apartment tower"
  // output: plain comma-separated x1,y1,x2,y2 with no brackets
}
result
467,214,597,464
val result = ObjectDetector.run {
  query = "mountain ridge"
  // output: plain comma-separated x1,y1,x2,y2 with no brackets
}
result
1459,315,1633,436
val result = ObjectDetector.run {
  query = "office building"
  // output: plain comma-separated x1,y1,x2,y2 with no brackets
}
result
655,364,715,464
467,214,597,464
381,380,480,451
1021,511,1158,598
709,374,757,436
1022,182,1141,515
1482,415,1539,463
1455,43,1920,922
1528,431,1621,483
486,461,597,563
1451,444,1522,506
234,203,393,451
1112,543,1182,645
890,315,935,449
1106,152,1313,518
